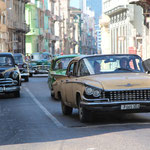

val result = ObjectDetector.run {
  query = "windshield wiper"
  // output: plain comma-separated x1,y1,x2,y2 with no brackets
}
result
116,68,134,72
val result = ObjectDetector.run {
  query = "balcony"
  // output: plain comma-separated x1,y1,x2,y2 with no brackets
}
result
105,5,128,16
51,15,60,22
129,0,150,6
26,28,39,35
23,0,31,4
45,10,51,17
24,23,30,33
50,35,59,41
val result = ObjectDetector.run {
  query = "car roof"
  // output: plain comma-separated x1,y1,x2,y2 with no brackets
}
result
0,53,14,57
53,54,80,60
71,54,141,61
14,53,23,56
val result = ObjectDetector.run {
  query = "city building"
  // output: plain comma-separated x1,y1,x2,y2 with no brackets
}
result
99,14,111,54
95,24,101,54
7,0,29,54
129,0,150,60
101,0,143,55
25,0,45,55
0,0,8,52
81,6,97,54
69,7,82,54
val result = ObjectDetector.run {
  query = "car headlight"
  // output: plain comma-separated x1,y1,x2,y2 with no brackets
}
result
93,89,101,97
12,72,19,79
85,87,93,95
23,64,27,68
85,86,102,98
4,72,10,78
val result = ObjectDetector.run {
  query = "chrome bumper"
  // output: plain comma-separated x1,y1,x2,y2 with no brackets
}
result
0,86,20,93
81,96,150,112
21,73,29,77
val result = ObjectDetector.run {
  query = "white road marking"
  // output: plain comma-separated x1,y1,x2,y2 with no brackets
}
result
73,122,150,129
25,87,65,128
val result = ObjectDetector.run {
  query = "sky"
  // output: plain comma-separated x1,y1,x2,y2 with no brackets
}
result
70,0,102,24
70,0,80,8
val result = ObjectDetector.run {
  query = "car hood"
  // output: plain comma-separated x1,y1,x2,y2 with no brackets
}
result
0,67,16,77
81,73,150,90
31,60,50,65
50,70,66,76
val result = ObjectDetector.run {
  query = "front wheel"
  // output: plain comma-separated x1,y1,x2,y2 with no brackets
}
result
79,102,92,123
24,76,29,82
61,100,73,115
14,91,20,98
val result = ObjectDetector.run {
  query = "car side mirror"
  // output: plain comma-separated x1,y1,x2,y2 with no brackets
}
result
146,71,150,74
68,72,73,77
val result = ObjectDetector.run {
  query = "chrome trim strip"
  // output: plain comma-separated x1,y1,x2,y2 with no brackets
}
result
82,96,109,102
80,101,150,106
105,88,150,92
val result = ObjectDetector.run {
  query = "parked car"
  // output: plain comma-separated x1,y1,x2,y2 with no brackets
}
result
29,52,51,76
0,53,21,97
14,53,29,82
53,54,150,122
48,54,79,97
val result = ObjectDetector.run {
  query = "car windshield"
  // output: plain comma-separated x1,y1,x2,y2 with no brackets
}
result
0,56,14,67
53,57,74,70
14,55,24,64
80,55,144,75
31,53,51,61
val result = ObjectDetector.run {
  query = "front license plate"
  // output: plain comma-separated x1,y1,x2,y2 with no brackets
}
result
121,104,140,110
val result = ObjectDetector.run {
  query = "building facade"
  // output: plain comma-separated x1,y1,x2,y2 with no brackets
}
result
0,0,8,52
129,0,150,60
7,0,29,54
101,0,143,55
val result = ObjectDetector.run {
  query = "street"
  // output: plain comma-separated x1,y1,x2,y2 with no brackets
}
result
0,76,150,150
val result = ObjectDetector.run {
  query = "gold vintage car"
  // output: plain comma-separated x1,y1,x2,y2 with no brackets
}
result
53,54,150,122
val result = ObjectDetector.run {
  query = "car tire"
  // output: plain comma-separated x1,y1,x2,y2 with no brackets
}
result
79,103,93,123
14,91,20,98
61,100,73,115
29,73,33,77
25,76,29,82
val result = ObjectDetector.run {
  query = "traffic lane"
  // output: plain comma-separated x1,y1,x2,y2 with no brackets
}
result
25,76,150,127
1,77,150,149
0,123,150,150
0,85,66,146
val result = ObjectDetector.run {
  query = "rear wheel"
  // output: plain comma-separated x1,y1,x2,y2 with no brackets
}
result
14,91,20,98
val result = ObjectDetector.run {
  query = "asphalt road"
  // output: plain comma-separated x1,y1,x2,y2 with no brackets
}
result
1,75,150,150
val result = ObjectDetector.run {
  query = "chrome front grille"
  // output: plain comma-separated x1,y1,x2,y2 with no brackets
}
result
103,89,150,102
37,65,49,70
0,78,18,86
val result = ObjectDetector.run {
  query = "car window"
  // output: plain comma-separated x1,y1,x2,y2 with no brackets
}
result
68,62,77,76
78,59,90,76
53,57,74,70
14,55,24,64
0,56,14,67
79,55,144,75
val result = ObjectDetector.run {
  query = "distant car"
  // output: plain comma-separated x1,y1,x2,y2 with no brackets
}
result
0,53,21,97
29,52,51,76
14,53,29,82
48,54,79,97
53,54,150,122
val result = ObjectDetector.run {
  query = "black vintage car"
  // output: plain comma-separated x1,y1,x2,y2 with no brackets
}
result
14,53,29,82
0,53,21,97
